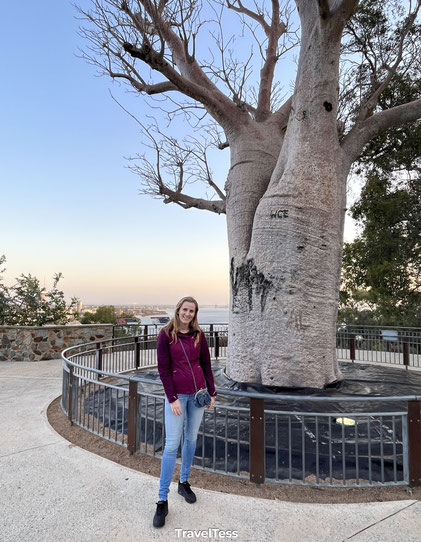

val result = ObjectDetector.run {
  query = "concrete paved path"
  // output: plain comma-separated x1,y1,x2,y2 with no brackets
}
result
1,359,420,542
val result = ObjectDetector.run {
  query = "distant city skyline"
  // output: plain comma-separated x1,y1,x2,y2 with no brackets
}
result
78,303,229,310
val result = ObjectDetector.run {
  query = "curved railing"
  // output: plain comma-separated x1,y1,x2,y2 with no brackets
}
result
61,326,421,488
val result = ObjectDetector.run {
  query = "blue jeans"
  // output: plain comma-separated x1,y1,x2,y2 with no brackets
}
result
158,394,205,501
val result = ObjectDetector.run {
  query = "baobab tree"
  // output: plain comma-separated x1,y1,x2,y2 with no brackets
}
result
78,0,421,388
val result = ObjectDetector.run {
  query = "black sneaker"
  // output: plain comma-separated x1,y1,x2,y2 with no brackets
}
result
153,500,168,528
178,481,197,503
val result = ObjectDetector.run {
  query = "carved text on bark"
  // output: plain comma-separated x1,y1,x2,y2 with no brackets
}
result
270,209,289,219
285,308,309,333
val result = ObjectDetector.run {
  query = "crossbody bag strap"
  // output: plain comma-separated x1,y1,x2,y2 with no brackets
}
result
178,336,198,393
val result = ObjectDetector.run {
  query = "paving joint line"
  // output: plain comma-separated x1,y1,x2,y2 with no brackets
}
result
0,441,64,459
343,501,418,540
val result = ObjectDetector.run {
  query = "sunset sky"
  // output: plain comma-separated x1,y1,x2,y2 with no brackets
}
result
0,1,357,306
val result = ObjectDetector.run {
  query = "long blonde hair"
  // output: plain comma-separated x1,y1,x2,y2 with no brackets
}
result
161,296,202,346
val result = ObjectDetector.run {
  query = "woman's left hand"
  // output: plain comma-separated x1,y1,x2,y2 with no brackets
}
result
206,396,216,409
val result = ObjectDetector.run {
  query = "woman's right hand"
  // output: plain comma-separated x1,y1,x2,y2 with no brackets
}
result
170,399,182,416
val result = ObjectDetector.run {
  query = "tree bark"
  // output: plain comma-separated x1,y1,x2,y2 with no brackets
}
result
226,6,347,388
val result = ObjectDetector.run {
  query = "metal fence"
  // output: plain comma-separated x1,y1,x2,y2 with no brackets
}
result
113,323,421,369
112,324,229,359
336,325,421,368
61,326,421,488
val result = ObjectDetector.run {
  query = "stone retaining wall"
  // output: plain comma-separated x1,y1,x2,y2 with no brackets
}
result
0,325,114,361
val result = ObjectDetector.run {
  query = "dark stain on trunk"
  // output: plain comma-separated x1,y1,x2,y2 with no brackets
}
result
230,258,272,313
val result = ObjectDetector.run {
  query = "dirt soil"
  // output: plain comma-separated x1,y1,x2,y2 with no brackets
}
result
47,396,421,504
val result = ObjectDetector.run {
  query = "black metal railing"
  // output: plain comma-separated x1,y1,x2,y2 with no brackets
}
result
61,326,421,488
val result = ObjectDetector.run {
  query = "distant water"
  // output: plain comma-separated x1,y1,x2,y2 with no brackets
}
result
198,307,229,324
164,307,229,325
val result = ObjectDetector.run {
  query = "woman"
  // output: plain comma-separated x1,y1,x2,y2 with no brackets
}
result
153,296,217,528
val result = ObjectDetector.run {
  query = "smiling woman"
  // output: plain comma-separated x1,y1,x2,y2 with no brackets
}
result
153,296,217,528
179,301,196,330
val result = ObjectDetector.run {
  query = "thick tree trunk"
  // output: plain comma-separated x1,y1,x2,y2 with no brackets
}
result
227,157,347,387
226,10,348,388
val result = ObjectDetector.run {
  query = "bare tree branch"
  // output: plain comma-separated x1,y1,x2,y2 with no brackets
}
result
226,0,269,32
76,0,420,224
109,69,178,94
255,0,287,120
111,95,227,215
200,11,257,116
77,0,248,132
270,95,293,127
125,0,247,128
159,185,226,213
342,99,421,166
339,0,421,138
222,1,297,120
354,0,421,123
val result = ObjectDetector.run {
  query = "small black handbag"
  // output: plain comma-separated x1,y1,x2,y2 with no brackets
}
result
193,388,212,407
179,337,212,408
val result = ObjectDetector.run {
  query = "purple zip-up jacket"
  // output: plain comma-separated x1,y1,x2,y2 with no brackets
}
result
157,328,217,403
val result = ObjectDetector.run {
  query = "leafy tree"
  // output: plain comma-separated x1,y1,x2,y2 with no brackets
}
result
81,305,134,324
340,172,420,327
340,70,421,327
0,265,75,326
120,311,136,319
77,0,421,387
70,298,83,323
0,255,10,324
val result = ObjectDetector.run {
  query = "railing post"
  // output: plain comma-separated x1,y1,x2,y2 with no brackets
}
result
408,400,421,487
249,398,265,486
96,342,103,380
215,331,220,360
134,336,140,369
403,341,409,371
142,325,149,354
68,366,74,425
349,335,356,363
127,380,138,455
